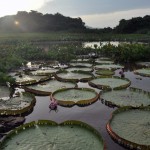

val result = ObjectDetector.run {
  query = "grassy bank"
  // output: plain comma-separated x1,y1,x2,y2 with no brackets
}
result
0,32,150,43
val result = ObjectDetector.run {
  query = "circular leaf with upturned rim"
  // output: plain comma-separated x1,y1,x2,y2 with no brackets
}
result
101,87,150,107
107,107,150,150
24,80,77,96
51,88,99,107
0,120,105,150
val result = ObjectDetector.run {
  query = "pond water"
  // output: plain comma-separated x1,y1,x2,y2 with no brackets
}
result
83,41,145,48
23,64,150,150
83,41,120,48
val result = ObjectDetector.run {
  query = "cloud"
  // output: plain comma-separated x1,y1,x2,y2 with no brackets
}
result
0,0,53,17
38,0,150,16
80,8,150,28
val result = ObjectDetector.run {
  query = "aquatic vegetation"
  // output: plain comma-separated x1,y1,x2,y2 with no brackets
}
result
0,92,35,116
0,120,105,150
136,62,150,67
11,74,50,86
51,88,99,107
134,68,150,77
94,64,123,70
65,67,93,72
107,107,150,150
71,58,90,62
70,62,92,67
101,87,150,107
24,80,77,96
0,86,10,98
95,69,114,76
95,59,114,64
29,68,59,76
89,76,130,90
55,72,93,82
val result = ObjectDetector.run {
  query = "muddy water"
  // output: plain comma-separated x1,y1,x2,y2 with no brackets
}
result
24,66,150,150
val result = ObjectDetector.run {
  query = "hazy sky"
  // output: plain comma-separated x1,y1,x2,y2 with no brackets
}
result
0,0,150,28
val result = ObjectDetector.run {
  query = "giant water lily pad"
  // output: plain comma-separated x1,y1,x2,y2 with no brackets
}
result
55,72,93,82
107,107,150,150
136,62,150,67
12,74,50,86
51,88,99,107
95,69,114,76
71,58,90,62
89,77,130,90
0,86,10,98
0,92,35,115
70,62,92,67
94,64,123,70
24,80,77,96
95,59,114,64
101,87,150,107
134,68,150,77
29,68,59,76
0,120,105,150
66,67,93,72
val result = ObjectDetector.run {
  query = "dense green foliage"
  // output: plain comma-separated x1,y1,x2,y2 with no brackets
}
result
114,15,150,34
0,11,85,32
0,41,149,72
0,72,15,85
0,32,150,43
0,10,149,34
0,32,149,83
98,43,150,62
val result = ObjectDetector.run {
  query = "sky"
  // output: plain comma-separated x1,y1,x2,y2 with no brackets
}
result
0,0,150,28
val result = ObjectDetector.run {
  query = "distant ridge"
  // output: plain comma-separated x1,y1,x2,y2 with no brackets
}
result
0,11,86,32
0,10,149,34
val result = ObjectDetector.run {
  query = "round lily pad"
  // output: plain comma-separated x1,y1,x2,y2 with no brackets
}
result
107,107,150,150
0,86,10,98
55,72,93,82
24,80,77,96
89,77,130,90
51,88,99,107
66,67,93,72
71,58,90,62
0,92,35,116
95,59,114,64
134,68,150,77
70,62,92,67
136,62,150,67
29,68,59,76
0,120,105,150
12,74,50,86
95,69,114,76
94,64,123,70
101,87,150,107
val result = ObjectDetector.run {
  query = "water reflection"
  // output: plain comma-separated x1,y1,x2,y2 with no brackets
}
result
83,41,120,48
24,64,150,150
34,41,146,51
83,41,145,48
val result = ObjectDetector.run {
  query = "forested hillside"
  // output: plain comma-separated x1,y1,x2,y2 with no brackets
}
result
114,15,150,34
0,11,86,32
0,10,149,34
